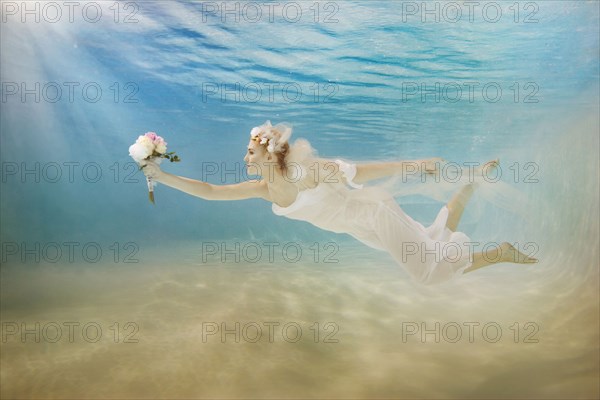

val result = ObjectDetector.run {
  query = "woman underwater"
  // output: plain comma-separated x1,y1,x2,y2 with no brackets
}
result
141,121,538,285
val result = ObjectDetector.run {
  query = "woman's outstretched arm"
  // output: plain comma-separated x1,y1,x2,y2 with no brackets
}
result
309,157,442,186
143,161,270,201
353,158,443,184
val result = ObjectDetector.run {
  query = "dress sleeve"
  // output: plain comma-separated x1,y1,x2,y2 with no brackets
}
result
334,159,364,189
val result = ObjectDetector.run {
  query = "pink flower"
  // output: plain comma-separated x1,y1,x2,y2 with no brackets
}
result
144,132,168,153
145,132,158,141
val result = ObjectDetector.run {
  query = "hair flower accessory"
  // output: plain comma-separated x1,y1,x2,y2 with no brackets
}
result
249,120,292,154
128,132,180,204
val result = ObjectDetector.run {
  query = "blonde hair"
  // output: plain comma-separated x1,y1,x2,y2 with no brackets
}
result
250,121,293,173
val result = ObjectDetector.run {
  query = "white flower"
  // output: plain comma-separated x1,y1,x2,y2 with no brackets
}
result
128,144,151,162
155,141,167,154
250,127,261,138
129,131,180,204
137,135,153,147
129,136,154,162
260,137,268,145
138,136,155,153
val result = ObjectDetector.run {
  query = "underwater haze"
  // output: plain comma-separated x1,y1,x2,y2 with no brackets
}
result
1,1,599,399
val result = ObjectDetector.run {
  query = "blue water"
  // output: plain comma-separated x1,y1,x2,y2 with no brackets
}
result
1,1,598,398
1,0,598,245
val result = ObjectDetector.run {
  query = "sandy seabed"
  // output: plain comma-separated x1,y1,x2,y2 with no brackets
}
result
1,243,598,399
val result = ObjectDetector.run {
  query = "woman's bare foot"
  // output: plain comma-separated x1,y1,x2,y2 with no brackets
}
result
499,242,538,264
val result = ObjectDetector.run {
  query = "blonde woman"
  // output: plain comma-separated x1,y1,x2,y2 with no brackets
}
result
141,121,537,285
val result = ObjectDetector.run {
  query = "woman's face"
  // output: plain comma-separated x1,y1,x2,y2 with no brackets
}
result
244,139,268,174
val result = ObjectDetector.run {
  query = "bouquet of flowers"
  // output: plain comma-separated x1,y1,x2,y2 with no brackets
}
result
128,132,180,204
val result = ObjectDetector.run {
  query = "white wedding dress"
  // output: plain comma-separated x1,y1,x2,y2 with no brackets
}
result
272,160,474,285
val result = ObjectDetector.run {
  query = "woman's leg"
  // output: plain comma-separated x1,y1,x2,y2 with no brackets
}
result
445,184,475,232
445,159,499,232
463,242,538,274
